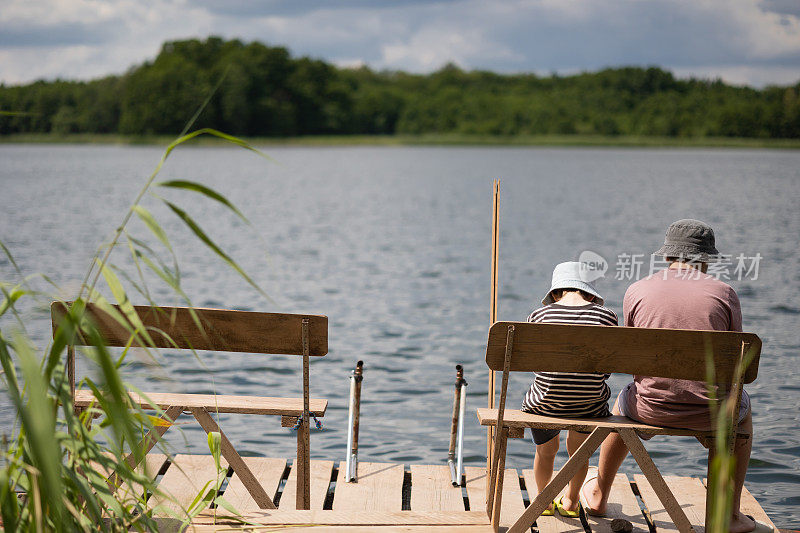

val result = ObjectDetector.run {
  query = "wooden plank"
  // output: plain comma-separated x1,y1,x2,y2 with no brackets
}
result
409,464,465,511
91,452,168,502
740,485,777,531
477,409,708,437
52,302,328,356
191,407,276,509
509,427,610,533
701,478,776,532
188,527,495,533
635,474,706,533
583,470,650,533
108,405,183,489
150,454,227,519
621,430,696,533
74,389,327,416
520,469,583,533
333,462,405,512
222,457,286,511
279,460,334,510
485,321,761,384
192,509,491,525
121,453,169,501
465,466,525,528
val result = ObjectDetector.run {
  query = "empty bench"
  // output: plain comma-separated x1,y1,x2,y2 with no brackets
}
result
52,301,328,510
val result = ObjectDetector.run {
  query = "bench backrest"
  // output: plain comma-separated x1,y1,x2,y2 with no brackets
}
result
51,302,328,356
485,322,761,385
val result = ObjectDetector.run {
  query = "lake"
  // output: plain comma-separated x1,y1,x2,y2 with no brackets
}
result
1,143,798,525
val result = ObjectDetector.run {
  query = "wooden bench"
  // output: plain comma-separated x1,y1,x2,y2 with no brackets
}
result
51,301,328,510
478,321,761,533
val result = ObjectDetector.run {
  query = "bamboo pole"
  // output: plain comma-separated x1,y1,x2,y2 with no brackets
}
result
486,179,500,497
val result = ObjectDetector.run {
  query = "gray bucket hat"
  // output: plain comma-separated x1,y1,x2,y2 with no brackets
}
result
542,261,604,305
654,219,720,262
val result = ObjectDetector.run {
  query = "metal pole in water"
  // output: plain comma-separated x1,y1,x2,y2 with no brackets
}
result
456,371,468,487
345,360,363,482
345,367,356,481
448,365,464,486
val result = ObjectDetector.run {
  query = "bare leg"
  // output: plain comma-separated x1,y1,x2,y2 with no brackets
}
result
727,412,757,533
534,434,560,512
561,430,589,511
581,399,629,515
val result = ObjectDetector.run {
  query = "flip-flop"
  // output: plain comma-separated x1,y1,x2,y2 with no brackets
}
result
579,468,606,517
746,515,775,533
555,496,580,518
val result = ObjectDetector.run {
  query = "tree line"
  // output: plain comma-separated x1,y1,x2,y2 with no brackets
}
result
1,36,799,139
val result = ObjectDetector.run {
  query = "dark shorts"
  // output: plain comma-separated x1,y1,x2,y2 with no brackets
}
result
531,427,590,446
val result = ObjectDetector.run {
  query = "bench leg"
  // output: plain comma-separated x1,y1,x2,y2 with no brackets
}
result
192,407,277,510
106,404,183,490
296,415,311,510
507,427,611,533
490,427,509,531
618,428,697,533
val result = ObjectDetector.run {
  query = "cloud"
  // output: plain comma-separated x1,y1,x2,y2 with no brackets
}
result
0,21,118,47
192,0,467,18
759,0,800,17
0,0,798,87
381,26,523,71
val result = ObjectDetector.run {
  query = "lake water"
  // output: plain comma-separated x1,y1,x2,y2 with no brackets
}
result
1,144,798,526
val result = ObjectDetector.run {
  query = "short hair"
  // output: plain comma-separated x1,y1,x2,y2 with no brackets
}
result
550,288,595,301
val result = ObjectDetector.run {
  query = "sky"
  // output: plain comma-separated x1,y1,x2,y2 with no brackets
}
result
1,0,799,88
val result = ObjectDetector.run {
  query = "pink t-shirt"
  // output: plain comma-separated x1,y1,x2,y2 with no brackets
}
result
621,267,743,430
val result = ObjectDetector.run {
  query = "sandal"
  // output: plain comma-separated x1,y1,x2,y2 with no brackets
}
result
555,496,581,518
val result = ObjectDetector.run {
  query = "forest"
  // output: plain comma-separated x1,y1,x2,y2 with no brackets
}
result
1,36,799,139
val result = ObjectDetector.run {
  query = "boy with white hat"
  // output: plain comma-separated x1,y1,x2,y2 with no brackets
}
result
521,261,618,517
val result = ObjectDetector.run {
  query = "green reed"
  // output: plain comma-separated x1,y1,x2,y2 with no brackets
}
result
705,340,759,533
0,127,270,531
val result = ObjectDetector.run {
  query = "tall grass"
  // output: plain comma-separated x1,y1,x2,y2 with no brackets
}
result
705,342,759,533
0,128,269,531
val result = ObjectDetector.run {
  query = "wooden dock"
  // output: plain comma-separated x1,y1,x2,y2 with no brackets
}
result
133,455,778,532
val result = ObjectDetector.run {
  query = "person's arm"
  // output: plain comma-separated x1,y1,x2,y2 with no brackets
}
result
728,287,743,332
622,286,636,327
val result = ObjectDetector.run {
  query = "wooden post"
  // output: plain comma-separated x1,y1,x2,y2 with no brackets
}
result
487,325,513,518
352,360,363,460
296,318,311,510
448,365,463,469
486,179,500,496
727,341,749,456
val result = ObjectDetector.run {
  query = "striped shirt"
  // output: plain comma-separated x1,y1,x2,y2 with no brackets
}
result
521,303,618,418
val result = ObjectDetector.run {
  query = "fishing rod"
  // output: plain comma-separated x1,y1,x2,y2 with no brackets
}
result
487,179,500,493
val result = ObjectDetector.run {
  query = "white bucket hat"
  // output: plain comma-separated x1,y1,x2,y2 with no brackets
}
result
542,261,605,305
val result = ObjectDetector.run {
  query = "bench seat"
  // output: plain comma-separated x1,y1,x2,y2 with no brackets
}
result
477,407,709,437
75,389,328,417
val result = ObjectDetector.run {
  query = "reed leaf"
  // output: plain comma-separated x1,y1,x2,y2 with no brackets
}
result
131,205,173,252
157,180,248,222
14,332,65,526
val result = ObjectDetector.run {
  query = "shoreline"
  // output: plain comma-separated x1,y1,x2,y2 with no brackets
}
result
2,133,800,149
